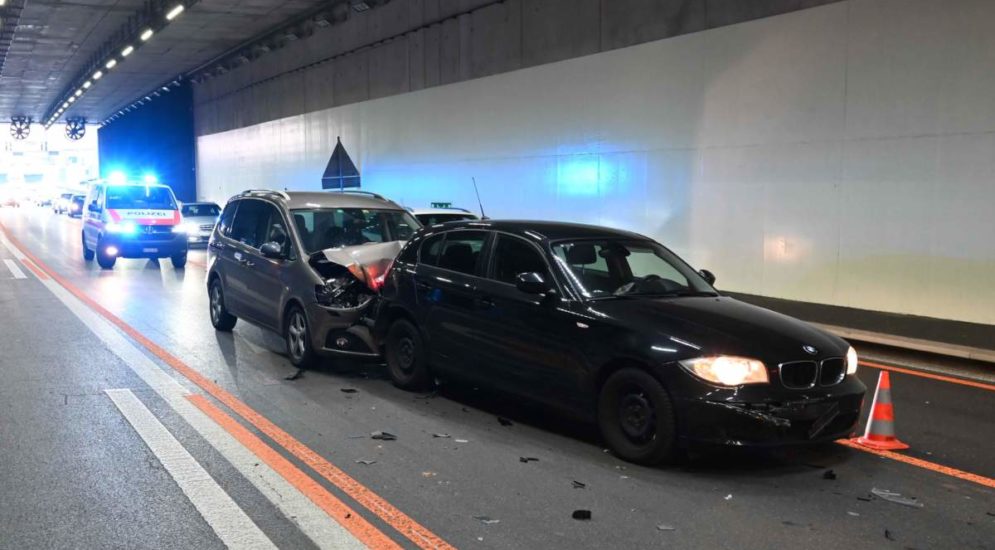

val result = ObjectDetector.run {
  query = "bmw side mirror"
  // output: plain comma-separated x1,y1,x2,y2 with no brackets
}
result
260,241,284,259
699,269,716,286
515,272,548,294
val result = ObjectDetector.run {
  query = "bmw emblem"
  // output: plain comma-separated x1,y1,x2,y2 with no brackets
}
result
802,345,819,355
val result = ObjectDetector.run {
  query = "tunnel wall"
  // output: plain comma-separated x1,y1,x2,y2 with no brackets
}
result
195,0,995,326
97,83,197,202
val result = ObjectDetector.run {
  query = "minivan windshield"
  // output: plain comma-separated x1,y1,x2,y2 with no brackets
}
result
291,208,421,254
106,185,177,210
552,239,716,299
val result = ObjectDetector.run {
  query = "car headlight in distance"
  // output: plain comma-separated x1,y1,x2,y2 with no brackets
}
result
106,221,137,235
846,345,859,375
173,222,196,233
679,356,769,386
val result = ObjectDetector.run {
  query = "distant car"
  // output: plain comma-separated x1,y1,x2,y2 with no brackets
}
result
207,190,420,368
178,202,222,246
67,195,85,217
54,193,74,214
1,196,18,208
409,208,480,226
375,220,866,465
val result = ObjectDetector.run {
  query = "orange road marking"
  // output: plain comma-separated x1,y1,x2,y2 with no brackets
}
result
20,258,49,280
187,394,402,550
0,222,455,550
860,360,995,392
836,439,995,489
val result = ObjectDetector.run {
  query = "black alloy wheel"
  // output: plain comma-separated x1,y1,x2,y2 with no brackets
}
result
385,319,432,390
598,367,677,465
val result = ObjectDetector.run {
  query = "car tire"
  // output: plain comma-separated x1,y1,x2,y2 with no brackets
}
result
171,250,187,269
285,305,318,368
96,239,116,269
82,233,94,261
208,278,237,331
385,318,433,391
597,368,677,465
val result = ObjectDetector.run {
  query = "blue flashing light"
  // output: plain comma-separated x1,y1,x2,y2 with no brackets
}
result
109,170,127,185
143,173,158,184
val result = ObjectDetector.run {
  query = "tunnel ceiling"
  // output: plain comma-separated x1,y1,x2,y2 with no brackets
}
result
0,0,325,127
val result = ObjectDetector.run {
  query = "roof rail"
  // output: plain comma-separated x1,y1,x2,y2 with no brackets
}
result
328,189,385,200
239,189,291,201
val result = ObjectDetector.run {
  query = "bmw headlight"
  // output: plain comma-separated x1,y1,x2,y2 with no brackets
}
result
106,221,137,235
679,356,769,386
846,346,859,375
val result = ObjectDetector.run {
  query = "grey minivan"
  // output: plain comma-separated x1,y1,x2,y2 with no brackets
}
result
206,189,420,367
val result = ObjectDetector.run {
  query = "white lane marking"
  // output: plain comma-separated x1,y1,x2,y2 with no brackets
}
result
0,233,366,550
105,389,277,550
3,259,26,279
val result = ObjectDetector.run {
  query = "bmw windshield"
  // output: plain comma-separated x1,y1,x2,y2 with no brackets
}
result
551,239,716,299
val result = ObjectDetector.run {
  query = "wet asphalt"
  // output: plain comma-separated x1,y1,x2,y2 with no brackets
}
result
0,207,992,550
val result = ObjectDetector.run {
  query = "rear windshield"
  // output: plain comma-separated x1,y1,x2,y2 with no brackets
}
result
181,203,220,217
414,213,477,225
106,186,177,210
290,208,421,254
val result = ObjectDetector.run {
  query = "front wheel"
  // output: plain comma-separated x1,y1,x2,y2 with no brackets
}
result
82,233,94,261
597,368,677,465
171,250,187,269
208,279,237,331
96,239,116,269
285,305,318,368
385,319,433,390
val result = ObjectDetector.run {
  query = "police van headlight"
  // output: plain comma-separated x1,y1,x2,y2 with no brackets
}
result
106,221,138,235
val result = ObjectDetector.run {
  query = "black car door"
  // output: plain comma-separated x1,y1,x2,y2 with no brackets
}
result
472,233,589,410
415,230,491,377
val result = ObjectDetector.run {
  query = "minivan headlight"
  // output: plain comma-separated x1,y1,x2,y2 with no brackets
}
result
846,346,859,375
679,356,769,386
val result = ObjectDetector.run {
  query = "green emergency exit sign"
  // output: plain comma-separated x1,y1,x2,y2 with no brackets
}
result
430,202,452,208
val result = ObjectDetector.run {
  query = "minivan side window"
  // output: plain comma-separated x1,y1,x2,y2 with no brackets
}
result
436,231,487,275
218,201,239,236
228,200,270,248
491,235,550,285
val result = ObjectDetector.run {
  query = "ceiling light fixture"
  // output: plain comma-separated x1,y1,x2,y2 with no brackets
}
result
93,70,103,80
62,102,69,109
121,45,134,57
74,89,83,97
68,97,75,103
82,80,92,89
140,28,154,41
166,4,185,20
106,59,118,69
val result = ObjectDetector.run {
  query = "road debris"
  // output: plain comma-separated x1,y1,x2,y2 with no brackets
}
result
432,433,451,439
371,431,397,441
340,388,358,393
884,529,897,541
473,516,500,525
498,417,513,426
724,494,733,501
519,457,539,463
284,369,305,381
347,434,365,439
872,488,924,508
856,496,873,502
572,481,586,489
572,510,592,520
656,524,676,531
455,439,469,443
355,459,376,465
847,511,860,517
822,469,837,480
421,471,437,478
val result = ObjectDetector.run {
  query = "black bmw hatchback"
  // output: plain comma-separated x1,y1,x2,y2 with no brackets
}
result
374,220,866,464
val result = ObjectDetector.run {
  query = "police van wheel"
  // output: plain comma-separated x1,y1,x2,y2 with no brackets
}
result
82,233,94,261
171,250,187,269
96,239,116,270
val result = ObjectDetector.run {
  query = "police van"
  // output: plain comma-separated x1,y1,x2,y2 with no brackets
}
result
81,181,188,269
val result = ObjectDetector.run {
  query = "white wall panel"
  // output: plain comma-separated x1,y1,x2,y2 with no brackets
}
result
196,0,995,325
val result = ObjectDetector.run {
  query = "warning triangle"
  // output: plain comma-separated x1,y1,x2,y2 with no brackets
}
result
321,137,361,190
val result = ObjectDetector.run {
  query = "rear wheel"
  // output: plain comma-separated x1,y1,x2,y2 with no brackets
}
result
385,319,433,390
597,368,677,465
82,233,94,261
171,249,187,269
96,238,116,269
208,279,237,331
285,305,318,368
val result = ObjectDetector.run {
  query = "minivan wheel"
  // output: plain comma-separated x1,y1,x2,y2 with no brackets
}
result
285,305,318,368
82,233,94,261
385,319,432,391
597,368,677,465
96,239,116,269
209,279,237,331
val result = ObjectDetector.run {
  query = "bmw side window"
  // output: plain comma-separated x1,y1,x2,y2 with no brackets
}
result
218,202,239,236
491,235,549,285
419,233,446,266
436,231,486,275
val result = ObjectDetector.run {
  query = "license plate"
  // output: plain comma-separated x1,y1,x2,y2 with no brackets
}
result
142,248,158,253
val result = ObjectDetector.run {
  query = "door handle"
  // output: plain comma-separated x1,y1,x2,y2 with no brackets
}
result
238,258,255,268
476,296,495,309
415,281,432,291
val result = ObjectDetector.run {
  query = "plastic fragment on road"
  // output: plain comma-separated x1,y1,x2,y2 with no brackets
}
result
285,369,305,381
432,433,451,438
421,471,437,477
498,417,513,426
356,459,376,465
871,488,924,508
519,457,539,463
473,516,500,525
371,431,397,441
572,510,592,520
455,439,469,443
340,388,358,393
656,524,676,531
572,481,586,489
847,511,860,517
724,494,733,500
884,529,897,541
823,469,837,480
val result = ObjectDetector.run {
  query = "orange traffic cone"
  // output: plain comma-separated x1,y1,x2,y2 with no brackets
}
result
852,371,909,451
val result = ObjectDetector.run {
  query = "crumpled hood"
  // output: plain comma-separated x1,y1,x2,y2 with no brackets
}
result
309,241,404,288
589,296,848,362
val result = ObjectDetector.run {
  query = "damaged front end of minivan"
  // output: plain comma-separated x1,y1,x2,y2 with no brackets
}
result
306,241,403,357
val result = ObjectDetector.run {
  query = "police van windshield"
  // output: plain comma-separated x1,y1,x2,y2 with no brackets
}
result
106,185,177,210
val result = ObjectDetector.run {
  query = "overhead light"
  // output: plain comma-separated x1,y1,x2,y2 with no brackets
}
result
82,80,92,89
68,97,76,103
161,86,170,92
74,89,83,96
140,28,154,41
166,4,185,20
62,102,69,109
105,59,118,69
93,70,103,80
121,45,134,57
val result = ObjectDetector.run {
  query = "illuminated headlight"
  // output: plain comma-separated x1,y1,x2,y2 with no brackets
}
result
846,346,859,375
106,221,138,235
173,222,196,233
679,356,769,386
